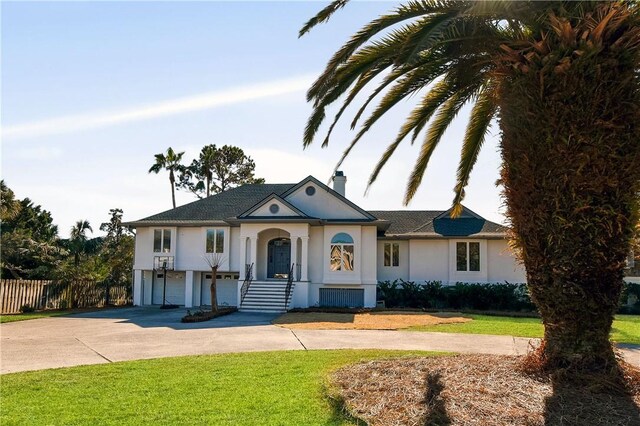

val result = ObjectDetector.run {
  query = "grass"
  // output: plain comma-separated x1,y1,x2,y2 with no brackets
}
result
0,311,68,323
0,349,442,425
409,314,640,345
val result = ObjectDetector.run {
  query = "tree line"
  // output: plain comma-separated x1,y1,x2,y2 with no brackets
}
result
0,181,134,294
149,144,264,208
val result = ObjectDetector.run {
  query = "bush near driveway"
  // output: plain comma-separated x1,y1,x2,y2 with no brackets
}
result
378,280,640,314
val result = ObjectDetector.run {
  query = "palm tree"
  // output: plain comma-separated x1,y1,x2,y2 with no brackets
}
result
0,180,21,222
148,147,185,208
301,1,640,375
69,220,93,308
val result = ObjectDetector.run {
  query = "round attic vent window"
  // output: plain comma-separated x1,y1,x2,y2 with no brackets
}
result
305,186,316,196
269,203,280,214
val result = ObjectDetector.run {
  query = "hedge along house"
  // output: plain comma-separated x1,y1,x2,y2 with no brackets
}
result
126,173,526,312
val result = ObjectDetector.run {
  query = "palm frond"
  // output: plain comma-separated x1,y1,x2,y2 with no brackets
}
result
306,0,463,102
299,0,350,38
451,84,498,216
365,77,458,190
403,85,475,204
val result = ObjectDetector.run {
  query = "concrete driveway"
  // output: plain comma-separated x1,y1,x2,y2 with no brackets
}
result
1,307,638,373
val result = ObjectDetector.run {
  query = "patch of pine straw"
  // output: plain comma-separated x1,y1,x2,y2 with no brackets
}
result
273,312,470,330
330,355,640,426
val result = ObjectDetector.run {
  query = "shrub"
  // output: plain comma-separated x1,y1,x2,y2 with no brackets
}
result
19,304,35,313
620,283,640,314
378,280,635,313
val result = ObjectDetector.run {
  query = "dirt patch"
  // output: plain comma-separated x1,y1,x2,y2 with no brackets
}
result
273,311,471,330
330,355,640,426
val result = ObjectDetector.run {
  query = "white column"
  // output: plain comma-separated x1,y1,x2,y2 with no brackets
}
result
290,237,298,280
133,269,143,306
301,236,309,282
185,270,194,308
144,271,153,305
249,236,258,279
239,237,247,280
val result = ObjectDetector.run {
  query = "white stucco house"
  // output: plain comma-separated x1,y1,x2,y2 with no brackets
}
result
126,173,526,312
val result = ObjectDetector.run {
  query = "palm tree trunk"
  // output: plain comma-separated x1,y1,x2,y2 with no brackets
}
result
169,171,176,209
498,59,640,372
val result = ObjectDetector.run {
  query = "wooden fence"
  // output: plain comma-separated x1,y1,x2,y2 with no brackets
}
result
0,279,132,314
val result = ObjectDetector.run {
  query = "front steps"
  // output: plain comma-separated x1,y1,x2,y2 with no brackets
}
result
239,281,294,313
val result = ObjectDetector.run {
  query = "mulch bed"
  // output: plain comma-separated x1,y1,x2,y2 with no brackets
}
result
181,307,237,323
274,312,470,330
330,355,640,425
289,307,540,318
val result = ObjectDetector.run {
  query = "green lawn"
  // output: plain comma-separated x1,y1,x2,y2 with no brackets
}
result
0,311,68,323
1,350,441,425
410,314,640,345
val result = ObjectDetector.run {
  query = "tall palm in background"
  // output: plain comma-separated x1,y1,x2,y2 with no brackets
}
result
148,147,185,208
302,0,640,375
69,220,93,308
70,220,93,269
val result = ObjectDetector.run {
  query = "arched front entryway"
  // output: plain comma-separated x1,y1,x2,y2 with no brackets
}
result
267,238,291,279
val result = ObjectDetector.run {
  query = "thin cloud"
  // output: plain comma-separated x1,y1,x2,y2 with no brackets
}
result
3,74,315,140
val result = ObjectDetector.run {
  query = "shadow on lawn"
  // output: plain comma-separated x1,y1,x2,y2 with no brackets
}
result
543,375,640,425
324,385,367,426
66,306,279,330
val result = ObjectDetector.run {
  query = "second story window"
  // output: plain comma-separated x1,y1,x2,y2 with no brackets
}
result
384,243,399,267
153,229,172,253
330,232,354,271
456,242,480,272
206,229,225,253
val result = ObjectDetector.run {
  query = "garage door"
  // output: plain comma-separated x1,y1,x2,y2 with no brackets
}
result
152,271,186,305
201,274,238,307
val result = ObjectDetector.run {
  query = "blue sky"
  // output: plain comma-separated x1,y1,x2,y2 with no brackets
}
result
2,1,505,238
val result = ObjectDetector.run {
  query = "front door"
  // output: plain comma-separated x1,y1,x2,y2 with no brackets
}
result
267,238,291,279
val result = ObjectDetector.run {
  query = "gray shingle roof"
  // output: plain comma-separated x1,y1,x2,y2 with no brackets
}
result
368,211,442,234
137,184,295,222
370,210,506,236
133,184,505,237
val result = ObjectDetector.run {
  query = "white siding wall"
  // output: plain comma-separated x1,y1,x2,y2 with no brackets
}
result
229,227,241,272
361,226,378,285
487,239,527,283
308,226,324,284
409,240,449,283
376,240,410,282
176,227,231,272
133,226,177,271
133,226,236,273
249,199,298,217
285,182,368,219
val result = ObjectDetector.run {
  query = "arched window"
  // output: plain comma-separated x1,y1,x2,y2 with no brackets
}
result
330,233,354,271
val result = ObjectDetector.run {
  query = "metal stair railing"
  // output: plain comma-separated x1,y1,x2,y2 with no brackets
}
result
240,263,253,305
284,263,295,310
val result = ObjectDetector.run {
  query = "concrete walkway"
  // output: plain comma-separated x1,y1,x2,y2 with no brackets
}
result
1,307,638,374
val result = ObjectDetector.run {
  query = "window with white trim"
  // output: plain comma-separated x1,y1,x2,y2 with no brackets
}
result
330,232,354,271
153,229,172,253
205,229,225,253
456,242,480,271
384,243,399,267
